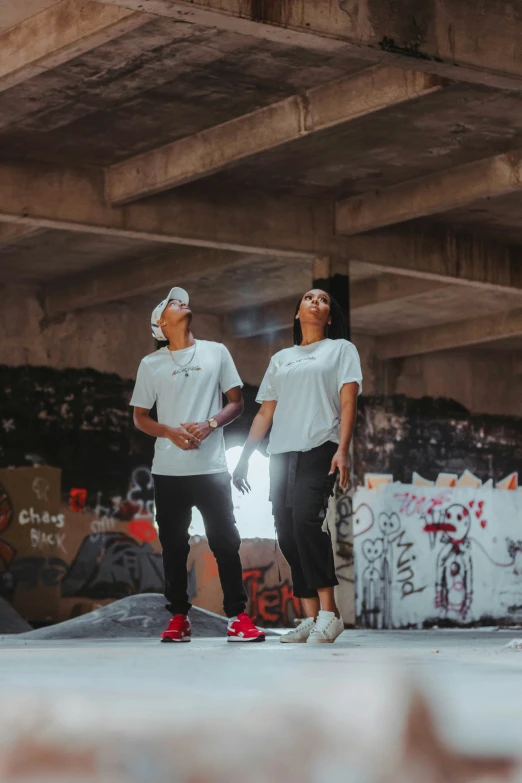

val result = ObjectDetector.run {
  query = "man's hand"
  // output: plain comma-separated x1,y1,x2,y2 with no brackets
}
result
233,457,251,495
165,425,200,450
330,450,351,493
182,421,213,443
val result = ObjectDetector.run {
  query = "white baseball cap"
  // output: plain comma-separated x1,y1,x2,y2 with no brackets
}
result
151,287,190,340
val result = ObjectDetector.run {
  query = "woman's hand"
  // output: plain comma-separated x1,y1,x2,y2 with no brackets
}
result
330,449,351,493
233,457,251,495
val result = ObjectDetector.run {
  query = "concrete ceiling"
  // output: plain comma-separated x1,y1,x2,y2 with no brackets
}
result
351,286,522,335
0,229,167,282
0,0,60,33
0,19,366,166
415,192,522,247
3,0,522,358
186,83,522,200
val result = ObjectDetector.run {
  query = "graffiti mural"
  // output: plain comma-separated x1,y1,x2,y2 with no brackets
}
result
0,482,15,569
0,465,164,625
61,532,163,600
355,473,522,628
335,493,354,583
423,501,476,620
242,565,303,627
186,538,300,627
69,488,87,512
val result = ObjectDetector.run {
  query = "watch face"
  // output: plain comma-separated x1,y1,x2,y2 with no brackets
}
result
209,419,218,428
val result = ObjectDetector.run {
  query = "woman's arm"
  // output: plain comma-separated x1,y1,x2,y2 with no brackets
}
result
330,381,359,491
233,400,277,493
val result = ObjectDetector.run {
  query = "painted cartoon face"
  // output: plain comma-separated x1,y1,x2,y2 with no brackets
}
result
443,504,471,542
362,538,384,563
353,503,374,537
378,512,401,538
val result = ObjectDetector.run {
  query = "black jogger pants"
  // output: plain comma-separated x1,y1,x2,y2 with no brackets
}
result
269,440,339,599
153,472,247,617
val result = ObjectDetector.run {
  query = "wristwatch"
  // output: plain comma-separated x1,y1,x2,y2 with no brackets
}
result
207,418,218,430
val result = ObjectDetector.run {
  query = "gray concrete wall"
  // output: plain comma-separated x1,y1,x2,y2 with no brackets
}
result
391,350,522,417
2,286,520,418
1,285,221,379
228,327,521,417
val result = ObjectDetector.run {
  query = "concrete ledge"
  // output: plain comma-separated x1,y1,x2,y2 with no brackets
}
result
0,666,516,782
12,594,277,640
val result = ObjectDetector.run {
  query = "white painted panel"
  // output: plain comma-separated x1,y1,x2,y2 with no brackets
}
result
354,484,522,627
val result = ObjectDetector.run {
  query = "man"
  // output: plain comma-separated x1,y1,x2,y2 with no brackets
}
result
131,286,265,643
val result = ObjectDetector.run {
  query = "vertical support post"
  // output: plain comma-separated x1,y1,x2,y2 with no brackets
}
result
312,257,351,340
313,257,355,626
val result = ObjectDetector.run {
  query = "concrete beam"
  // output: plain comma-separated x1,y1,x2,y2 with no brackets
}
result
343,230,522,294
0,1,61,33
0,161,338,258
336,152,522,236
349,274,448,309
0,0,149,93
95,0,522,90
378,308,522,359
4,162,522,293
224,276,449,338
45,247,258,315
0,223,42,246
106,67,444,204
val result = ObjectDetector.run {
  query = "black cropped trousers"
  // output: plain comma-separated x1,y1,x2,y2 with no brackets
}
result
269,440,339,599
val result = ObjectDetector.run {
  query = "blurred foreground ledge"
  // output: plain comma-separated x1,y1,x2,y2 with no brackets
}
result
0,671,518,783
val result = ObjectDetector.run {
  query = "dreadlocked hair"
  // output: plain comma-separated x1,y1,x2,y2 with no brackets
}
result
293,292,347,346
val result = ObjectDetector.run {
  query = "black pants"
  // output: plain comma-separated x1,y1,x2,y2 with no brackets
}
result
153,472,247,617
270,441,339,598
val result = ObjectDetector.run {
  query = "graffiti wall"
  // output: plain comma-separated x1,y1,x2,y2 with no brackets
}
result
0,466,164,624
189,537,302,628
354,473,522,628
0,466,300,627
0,364,255,504
5,364,522,629
354,396,522,485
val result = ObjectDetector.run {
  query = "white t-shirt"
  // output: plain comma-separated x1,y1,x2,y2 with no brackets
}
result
130,341,243,476
256,338,362,455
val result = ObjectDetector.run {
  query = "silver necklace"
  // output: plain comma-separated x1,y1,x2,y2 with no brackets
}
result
168,341,197,378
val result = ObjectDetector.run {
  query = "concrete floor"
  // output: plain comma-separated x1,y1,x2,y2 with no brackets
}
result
1,629,522,759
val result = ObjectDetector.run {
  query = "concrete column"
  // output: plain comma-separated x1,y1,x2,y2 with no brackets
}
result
312,257,351,339
313,258,355,626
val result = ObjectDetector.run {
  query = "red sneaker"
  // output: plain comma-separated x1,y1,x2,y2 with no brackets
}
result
227,613,266,643
161,614,191,643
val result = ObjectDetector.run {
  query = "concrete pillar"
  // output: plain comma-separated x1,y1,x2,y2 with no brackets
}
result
312,257,351,339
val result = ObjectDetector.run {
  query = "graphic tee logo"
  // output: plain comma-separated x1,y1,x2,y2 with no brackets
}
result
171,365,202,378
285,357,317,368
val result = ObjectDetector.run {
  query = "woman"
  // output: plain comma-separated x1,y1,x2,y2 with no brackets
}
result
233,289,362,644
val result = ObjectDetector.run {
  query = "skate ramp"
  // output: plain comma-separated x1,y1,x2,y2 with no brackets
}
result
13,594,276,640
0,598,32,634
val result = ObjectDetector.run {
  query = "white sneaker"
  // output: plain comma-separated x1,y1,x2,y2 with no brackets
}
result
307,611,344,644
279,616,315,643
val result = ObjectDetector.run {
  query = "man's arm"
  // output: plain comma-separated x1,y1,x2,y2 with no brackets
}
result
182,386,244,442
133,407,200,450
214,385,244,427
